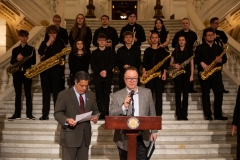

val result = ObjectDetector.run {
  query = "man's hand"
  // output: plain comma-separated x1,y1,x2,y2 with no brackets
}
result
200,62,209,71
142,71,148,78
190,75,194,82
105,42,112,47
66,118,77,127
100,70,107,77
174,63,181,69
17,54,24,61
232,125,237,136
124,64,130,69
123,94,132,109
162,72,166,80
150,133,157,141
215,56,222,63
91,116,98,124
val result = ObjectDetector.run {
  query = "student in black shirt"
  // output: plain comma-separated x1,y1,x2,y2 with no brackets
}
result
119,12,146,48
8,30,36,120
91,33,115,119
69,14,92,54
38,25,66,120
116,31,141,89
147,18,170,49
142,32,170,116
172,18,198,93
69,38,90,86
170,35,194,120
93,15,119,52
195,27,228,121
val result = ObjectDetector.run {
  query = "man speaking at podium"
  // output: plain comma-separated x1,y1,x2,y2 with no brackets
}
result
109,66,158,160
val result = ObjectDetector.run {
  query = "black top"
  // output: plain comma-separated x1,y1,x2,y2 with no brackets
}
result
172,49,193,76
151,30,169,50
142,47,169,72
194,42,227,72
90,48,115,75
44,27,68,45
232,86,240,126
69,27,92,52
116,46,141,72
120,23,146,47
172,29,197,49
69,52,90,75
201,29,228,46
38,38,65,63
93,26,119,51
11,43,36,72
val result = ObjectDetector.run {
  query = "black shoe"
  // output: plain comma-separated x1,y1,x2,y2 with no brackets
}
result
26,115,36,120
177,116,182,120
215,116,228,120
39,116,49,120
223,89,229,93
189,89,197,93
205,116,213,120
8,114,21,121
182,117,188,120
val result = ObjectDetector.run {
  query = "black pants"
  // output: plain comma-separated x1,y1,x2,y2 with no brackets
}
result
40,66,63,117
145,77,165,116
198,71,224,118
118,135,148,160
174,75,190,118
13,72,33,117
93,74,112,117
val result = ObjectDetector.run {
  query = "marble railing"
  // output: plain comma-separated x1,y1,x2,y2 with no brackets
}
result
0,26,46,92
187,0,240,85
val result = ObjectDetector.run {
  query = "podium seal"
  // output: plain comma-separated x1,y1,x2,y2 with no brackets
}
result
127,117,140,129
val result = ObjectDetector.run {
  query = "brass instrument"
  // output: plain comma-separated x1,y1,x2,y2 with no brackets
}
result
24,47,71,79
199,44,228,80
7,49,34,74
169,55,194,78
140,48,172,85
107,39,112,50
132,27,136,45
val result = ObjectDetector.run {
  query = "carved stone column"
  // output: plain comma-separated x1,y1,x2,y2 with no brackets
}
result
153,0,164,19
86,0,96,18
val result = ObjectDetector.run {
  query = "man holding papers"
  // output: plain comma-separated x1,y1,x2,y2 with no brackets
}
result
54,71,99,160
109,67,158,160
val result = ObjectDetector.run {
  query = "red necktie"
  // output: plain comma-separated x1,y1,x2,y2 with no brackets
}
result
79,94,85,114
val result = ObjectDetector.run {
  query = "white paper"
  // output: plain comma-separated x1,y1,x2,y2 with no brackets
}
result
75,111,101,123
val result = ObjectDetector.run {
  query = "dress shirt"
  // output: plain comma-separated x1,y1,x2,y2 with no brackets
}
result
73,86,86,108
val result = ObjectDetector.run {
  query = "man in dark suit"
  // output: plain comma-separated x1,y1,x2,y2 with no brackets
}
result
54,71,99,160
232,86,240,159
109,66,158,160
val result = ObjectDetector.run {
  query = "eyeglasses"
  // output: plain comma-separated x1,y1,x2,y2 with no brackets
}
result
125,78,138,82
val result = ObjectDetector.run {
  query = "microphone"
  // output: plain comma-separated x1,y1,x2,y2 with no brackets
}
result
129,90,134,98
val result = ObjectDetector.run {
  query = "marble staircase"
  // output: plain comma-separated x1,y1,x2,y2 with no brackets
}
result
0,20,238,159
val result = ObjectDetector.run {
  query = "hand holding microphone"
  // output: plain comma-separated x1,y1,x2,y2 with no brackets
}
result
123,90,134,108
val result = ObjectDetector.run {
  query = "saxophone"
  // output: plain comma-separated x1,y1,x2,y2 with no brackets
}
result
24,47,71,79
7,49,34,74
199,44,228,80
140,48,172,85
169,55,194,79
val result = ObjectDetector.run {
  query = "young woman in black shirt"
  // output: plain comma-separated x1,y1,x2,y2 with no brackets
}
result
170,35,194,120
69,38,90,86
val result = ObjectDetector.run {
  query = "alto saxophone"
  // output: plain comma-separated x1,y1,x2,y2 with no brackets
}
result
24,47,71,79
7,49,34,74
199,44,228,80
169,55,194,79
140,48,172,85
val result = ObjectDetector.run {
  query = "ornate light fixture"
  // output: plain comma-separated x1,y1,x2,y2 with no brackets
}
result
120,13,127,19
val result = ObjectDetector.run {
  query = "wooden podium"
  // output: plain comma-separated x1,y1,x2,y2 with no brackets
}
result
105,116,162,160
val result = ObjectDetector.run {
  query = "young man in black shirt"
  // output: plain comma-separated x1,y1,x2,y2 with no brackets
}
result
195,27,228,121
93,15,119,52
8,30,36,120
116,31,141,89
91,33,115,119
119,12,146,49
172,18,198,93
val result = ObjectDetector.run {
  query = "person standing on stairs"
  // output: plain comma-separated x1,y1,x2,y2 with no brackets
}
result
142,32,169,116
38,25,66,120
91,33,115,119
8,30,36,120
172,17,198,93
195,27,228,121
116,31,142,90
169,35,194,120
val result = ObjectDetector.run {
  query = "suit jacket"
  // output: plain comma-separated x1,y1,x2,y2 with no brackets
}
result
109,87,157,151
54,88,99,147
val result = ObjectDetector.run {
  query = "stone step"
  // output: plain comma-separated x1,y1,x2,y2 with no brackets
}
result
0,140,236,155
0,152,235,160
